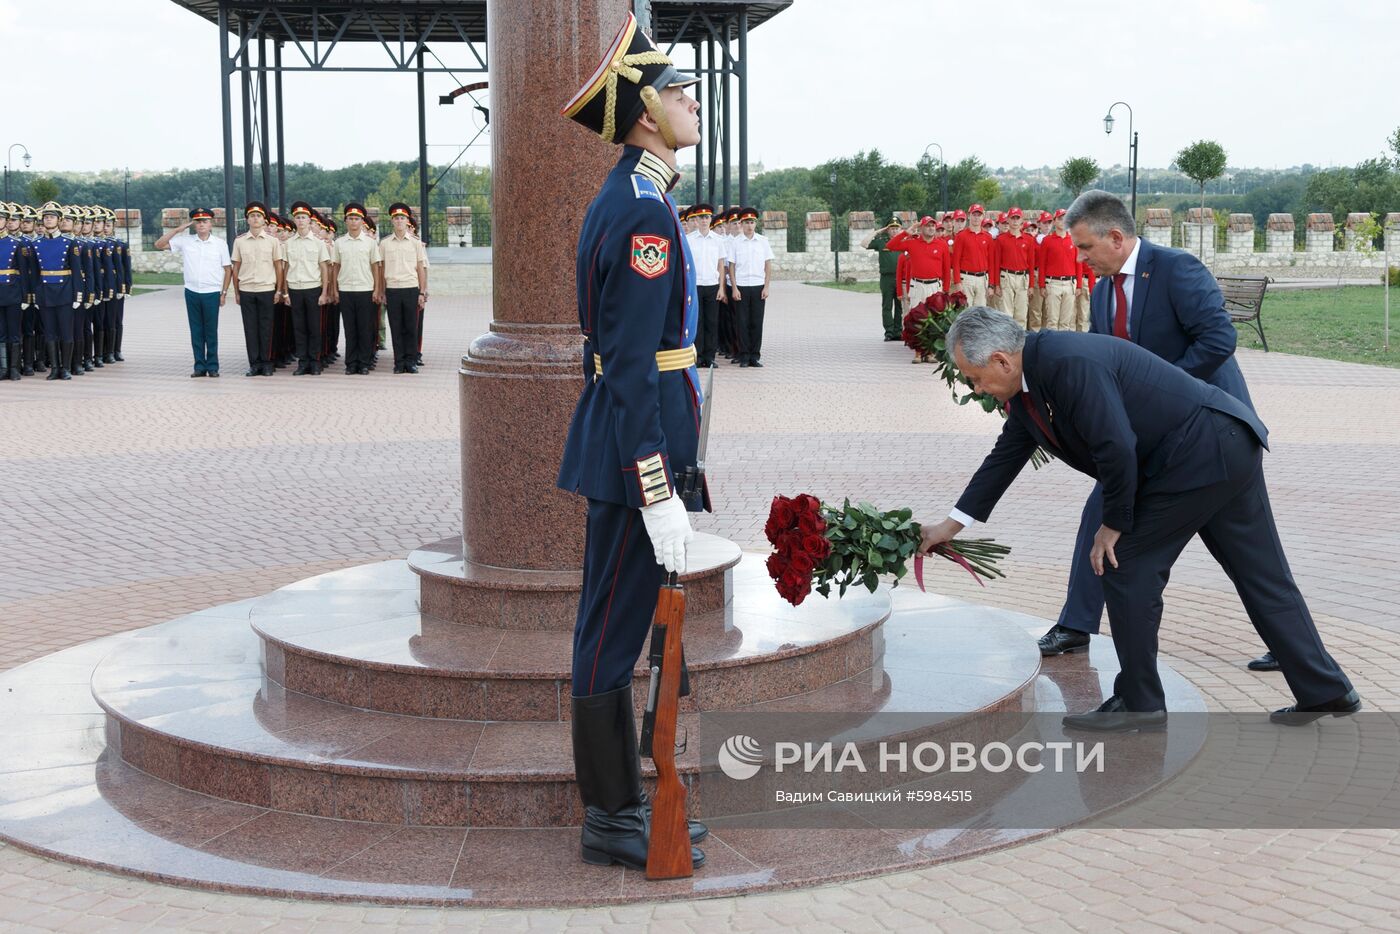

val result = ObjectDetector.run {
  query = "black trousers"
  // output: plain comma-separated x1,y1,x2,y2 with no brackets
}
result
239,290,275,370
385,287,420,368
22,305,41,339
696,284,720,365
734,286,766,363
39,304,75,343
339,291,376,370
288,287,323,363
1101,411,1353,711
0,305,19,343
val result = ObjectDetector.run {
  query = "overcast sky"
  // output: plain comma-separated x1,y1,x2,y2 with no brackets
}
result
3,0,1394,176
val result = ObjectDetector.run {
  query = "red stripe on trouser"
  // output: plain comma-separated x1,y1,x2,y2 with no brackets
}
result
587,512,634,694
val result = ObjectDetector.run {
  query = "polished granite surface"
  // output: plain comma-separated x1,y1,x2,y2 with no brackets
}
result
0,557,1205,906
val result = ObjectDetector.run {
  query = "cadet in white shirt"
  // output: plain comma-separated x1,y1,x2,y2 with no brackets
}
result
683,203,727,368
727,207,774,368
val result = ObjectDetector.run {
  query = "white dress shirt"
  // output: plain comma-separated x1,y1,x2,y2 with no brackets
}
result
728,233,774,286
170,231,232,293
686,229,726,287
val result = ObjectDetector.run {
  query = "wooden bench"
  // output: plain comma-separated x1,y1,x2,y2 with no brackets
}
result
1217,275,1270,351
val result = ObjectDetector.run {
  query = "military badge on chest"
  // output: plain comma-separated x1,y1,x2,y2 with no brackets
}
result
630,235,670,279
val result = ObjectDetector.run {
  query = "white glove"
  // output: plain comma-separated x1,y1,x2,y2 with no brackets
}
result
72,301,81,309
20,302,29,310
640,496,694,575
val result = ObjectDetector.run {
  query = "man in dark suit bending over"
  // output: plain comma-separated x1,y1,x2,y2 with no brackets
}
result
1037,189,1274,673
917,308,1360,730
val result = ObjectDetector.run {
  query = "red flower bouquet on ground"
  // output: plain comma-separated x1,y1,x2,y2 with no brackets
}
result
765,494,1010,607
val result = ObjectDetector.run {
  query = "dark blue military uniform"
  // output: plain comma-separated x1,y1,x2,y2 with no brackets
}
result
112,224,131,361
557,145,707,696
34,216,85,379
0,222,28,379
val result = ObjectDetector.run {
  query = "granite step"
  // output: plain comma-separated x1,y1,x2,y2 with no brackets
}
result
92,595,1043,827
409,533,742,630
253,557,889,720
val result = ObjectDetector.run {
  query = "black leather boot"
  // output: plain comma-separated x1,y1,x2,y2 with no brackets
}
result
572,685,704,870
23,335,38,375
91,331,105,367
102,329,115,364
113,323,124,361
49,341,67,380
7,342,18,381
69,339,84,376
0,342,8,380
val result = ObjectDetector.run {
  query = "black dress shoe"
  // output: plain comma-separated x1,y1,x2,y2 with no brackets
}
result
406,365,419,374
244,369,258,377
1247,652,1280,672
749,360,763,368
1038,624,1090,657
1271,689,1362,725
208,371,220,378
1063,695,1167,733
262,365,276,376
190,371,206,378
738,361,750,368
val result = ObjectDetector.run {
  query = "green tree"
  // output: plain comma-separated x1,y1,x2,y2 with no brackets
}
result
1388,125,1400,170
972,178,1000,206
943,156,989,212
28,177,59,204
1058,156,1100,197
896,181,928,215
1174,140,1228,259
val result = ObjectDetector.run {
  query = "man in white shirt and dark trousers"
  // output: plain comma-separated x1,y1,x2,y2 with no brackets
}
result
155,207,232,378
684,203,726,367
727,207,774,367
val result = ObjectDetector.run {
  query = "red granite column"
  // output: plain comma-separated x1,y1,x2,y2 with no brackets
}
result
459,0,627,570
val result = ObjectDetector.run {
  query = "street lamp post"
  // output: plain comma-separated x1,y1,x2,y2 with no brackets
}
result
5,143,32,201
922,142,947,214
1102,103,1137,224
830,170,840,281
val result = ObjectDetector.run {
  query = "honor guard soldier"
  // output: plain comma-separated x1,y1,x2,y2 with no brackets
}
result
332,203,381,375
91,207,115,369
284,201,332,375
377,203,428,374
34,202,84,380
952,203,992,305
558,10,709,872
684,203,725,366
16,205,43,374
0,203,29,380
728,207,773,367
231,202,284,376
406,210,429,368
60,206,94,376
990,207,1035,326
109,208,132,361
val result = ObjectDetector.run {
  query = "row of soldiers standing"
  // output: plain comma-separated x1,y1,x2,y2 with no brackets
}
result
0,202,132,381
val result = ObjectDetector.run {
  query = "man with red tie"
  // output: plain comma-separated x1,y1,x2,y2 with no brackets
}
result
951,203,992,306
885,215,951,312
990,207,1035,326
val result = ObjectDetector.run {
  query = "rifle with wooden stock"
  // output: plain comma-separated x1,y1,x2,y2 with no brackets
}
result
638,365,713,880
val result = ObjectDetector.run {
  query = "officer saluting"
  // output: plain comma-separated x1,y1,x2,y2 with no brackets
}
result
558,11,708,873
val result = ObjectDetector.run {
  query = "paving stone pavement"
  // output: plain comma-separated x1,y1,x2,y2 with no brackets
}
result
2,281,1399,932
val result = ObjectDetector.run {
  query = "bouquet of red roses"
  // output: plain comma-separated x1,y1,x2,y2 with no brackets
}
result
902,293,1050,469
765,494,1010,607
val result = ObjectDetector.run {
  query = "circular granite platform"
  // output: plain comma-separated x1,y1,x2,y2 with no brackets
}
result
0,556,1205,907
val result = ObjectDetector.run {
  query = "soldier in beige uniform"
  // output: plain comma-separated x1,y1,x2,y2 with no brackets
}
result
230,202,285,377
332,202,382,375
376,202,428,374
283,201,332,375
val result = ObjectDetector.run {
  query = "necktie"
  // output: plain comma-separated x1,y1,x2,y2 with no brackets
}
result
1112,272,1130,339
1019,391,1058,448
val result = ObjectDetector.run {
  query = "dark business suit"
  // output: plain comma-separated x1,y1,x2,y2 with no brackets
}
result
1059,237,1254,635
956,331,1351,711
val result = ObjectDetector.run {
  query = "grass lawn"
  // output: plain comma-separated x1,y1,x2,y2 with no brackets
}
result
1243,286,1400,369
812,280,1400,370
130,287,160,296
133,272,185,286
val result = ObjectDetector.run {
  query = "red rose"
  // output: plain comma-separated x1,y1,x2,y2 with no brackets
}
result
928,292,947,313
949,290,967,308
777,567,813,606
766,495,796,543
793,494,821,517
776,529,805,554
801,532,831,562
765,551,788,581
796,509,826,535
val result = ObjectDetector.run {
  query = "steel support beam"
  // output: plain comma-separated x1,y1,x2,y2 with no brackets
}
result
219,1,236,248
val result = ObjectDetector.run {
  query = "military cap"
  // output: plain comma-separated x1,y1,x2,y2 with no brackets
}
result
692,203,715,218
21,205,37,220
387,202,412,220
244,201,268,218
289,200,314,218
562,11,698,146
343,202,368,220
190,207,215,221
738,207,759,222
0,203,11,219
40,201,63,218
364,214,378,233
63,204,83,220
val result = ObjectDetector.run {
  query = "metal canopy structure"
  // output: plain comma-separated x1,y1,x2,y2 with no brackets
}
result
172,0,790,245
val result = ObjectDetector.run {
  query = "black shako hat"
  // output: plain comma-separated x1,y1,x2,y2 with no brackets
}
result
561,11,698,147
